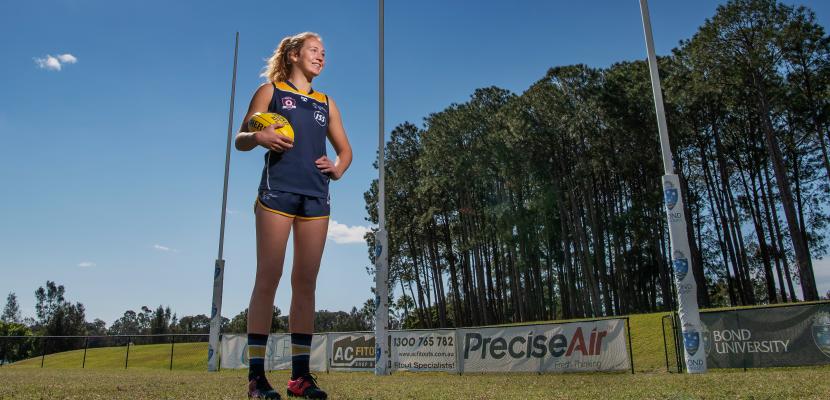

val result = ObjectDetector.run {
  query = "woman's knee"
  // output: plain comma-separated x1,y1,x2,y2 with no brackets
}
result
291,270,319,292
253,269,282,294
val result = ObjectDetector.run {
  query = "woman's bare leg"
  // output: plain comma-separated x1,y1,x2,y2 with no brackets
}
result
247,204,293,334
288,217,329,333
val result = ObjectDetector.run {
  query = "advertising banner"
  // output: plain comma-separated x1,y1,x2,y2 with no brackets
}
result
328,332,376,371
220,333,327,371
663,174,707,373
700,303,830,368
390,329,457,372
459,319,630,373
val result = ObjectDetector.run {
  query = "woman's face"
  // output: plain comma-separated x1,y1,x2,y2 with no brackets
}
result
291,38,325,78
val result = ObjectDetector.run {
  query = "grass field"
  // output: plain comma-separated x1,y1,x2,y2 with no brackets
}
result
2,310,830,398
1,366,829,399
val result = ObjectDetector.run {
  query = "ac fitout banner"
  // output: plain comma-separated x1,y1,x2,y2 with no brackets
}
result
328,332,375,371
220,334,327,371
700,303,830,368
390,329,457,372
459,319,630,373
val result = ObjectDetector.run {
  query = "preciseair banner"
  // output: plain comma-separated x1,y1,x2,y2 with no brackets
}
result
700,302,830,368
458,319,630,373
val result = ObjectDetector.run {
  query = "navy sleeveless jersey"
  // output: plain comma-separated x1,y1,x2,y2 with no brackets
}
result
259,81,330,198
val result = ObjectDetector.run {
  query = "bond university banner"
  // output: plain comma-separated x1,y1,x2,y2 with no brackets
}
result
700,303,830,368
459,319,630,373
390,329,457,372
220,334,327,371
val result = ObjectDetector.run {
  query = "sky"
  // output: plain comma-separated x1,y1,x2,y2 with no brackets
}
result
1,0,829,326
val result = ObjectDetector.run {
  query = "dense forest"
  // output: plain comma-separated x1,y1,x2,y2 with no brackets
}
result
364,0,830,329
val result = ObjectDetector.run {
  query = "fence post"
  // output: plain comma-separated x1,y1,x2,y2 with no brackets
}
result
125,336,131,369
82,337,89,368
170,336,175,371
455,328,463,375
626,317,634,374
326,333,331,374
662,315,672,372
673,312,683,373
40,337,46,368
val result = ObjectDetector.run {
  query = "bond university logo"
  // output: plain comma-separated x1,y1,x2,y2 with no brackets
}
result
673,251,689,281
664,181,678,211
813,312,830,358
281,96,296,110
683,325,701,357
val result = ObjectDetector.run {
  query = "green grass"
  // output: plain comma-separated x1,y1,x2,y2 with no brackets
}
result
1,367,829,399
8,342,208,371
3,308,829,398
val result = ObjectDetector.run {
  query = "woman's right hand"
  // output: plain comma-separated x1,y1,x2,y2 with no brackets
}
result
254,123,294,152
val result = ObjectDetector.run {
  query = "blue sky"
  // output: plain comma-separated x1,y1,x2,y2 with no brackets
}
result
1,0,829,325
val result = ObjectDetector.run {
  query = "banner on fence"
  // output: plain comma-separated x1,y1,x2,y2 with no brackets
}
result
220,334,327,371
700,303,830,368
328,332,375,371
390,329,457,372
459,319,630,373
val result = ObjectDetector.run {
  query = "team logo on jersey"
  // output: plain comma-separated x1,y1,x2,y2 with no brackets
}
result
301,96,308,102
281,96,297,110
314,110,327,127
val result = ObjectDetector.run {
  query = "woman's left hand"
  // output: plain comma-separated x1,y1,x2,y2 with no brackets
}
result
316,155,342,180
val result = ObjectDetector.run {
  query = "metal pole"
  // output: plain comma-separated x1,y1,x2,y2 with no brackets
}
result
170,336,175,371
125,336,131,369
209,31,239,372
82,337,88,368
639,0,706,374
626,318,634,374
40,338,45,368
660,315,671,373
374,0,390,376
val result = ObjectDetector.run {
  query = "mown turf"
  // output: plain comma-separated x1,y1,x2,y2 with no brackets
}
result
1,366,829,399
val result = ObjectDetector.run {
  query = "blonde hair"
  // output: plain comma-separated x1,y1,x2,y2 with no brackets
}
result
261,32,323,83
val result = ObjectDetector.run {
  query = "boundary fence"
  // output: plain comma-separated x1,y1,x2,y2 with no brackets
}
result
2,317,635,374
662,301,830,372
0,334,209,370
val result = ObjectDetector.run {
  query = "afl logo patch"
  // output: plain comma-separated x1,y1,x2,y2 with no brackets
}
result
314,110,327,127
281,96,296,110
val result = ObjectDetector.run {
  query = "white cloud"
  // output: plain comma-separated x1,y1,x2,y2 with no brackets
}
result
78,261,95,268
153,244,178,253
56,54,77,64
34,53,77,71
327,220,370,244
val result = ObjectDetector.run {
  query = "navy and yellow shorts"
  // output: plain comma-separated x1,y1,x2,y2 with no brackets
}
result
254,189,330,220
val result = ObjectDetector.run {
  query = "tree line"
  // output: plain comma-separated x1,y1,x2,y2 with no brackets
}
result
363,0,830,329
0,282,377,363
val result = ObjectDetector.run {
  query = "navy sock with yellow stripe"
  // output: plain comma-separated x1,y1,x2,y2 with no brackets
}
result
291,333,312,379
248,333,268,380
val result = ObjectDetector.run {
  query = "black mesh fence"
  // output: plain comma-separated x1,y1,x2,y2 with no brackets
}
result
0,334,210,370
661,313,683,373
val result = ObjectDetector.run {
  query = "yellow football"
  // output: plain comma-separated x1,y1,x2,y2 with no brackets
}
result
247,112,295,141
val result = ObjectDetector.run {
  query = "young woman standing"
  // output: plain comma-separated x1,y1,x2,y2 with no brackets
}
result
235,32,352,400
